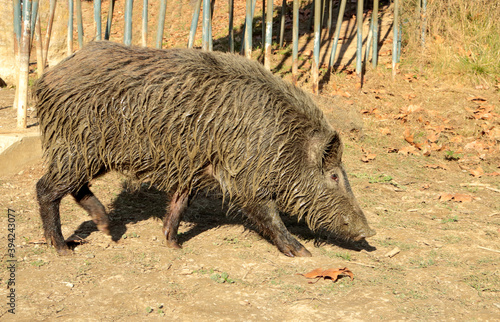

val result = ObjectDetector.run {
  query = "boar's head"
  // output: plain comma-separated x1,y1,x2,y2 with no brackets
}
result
278,130,376,242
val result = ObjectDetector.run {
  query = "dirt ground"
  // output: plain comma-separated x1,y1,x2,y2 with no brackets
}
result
1,0,499,320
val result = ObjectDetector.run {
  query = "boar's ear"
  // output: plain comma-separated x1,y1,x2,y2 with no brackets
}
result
322,131,343,168
307,131,343,168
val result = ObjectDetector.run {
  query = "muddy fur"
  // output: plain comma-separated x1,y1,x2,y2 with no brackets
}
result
34,41,374,256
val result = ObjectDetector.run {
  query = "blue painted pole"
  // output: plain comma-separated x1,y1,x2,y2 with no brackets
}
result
202,0,210,50
392,0,399,78
209,0,214,51
264,0,273,69
228,0,234,52
241,0,256,55
94,0,102,40
43,0,57,68
156,0,167,48
328,0,346,70
292,0,299,84
76,0,84,47
244,0,252,58
142,0,148,46
104,0,115,40
188,0,202,48
355,0,363,77
279,0,286,48
31,0,39,41
124,0,134,46
18,0,32,128
421,0,427,48
13,0,22,52
372,0,379,67
68,0,73,54
312,0,321,93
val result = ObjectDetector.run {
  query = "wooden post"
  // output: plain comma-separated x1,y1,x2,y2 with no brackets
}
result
104,0,115,40
68,0,74,55
328,0,346,70
43,0,57,68
12,0,22,110
202,0,210,50
312,0,321,93
94,0,102,40
31,0,39,42
124,0,134,46
142,0,148,46
264,0,273,69
291,0,299,85
279,0,285,48
244,0,252,58
156,0,167,48
17,0,32,129
355,0,363,77
76,0,84,47
421,0,427,48
228,0,234,52
188,0,201,48
392,0,399,79
372,0,379,67
35,6,44,77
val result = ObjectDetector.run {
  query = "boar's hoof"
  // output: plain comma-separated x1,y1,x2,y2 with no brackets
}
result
166,239,182,249
279,244,312,257
97,223,111,236
56,246,73,256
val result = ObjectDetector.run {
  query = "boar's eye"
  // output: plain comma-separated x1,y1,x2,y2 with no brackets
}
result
331,173,339,182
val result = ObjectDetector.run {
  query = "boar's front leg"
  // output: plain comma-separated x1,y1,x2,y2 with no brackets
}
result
36,176,72,255
163,189,189,249
244,201,312,257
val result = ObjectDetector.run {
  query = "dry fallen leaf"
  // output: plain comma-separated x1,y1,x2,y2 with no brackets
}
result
380,127,391,135
398,146,419,155
470,166,484,177
301,267,354,283
361,153,377,163
439,193,474,202
467,96,487,102
404,128,414,144
424,164,448,170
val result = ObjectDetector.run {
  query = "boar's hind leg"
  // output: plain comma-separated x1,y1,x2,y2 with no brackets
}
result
71,183,110,235
163,189,189,249
244,201,312,257
36,176,72,255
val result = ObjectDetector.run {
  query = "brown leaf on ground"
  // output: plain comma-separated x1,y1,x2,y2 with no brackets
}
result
404,128,414,144
380,127,391,135
427,131,440,143
398,146,419,155
403,93,417,101
467,96,487,102
301,267,354,283
470,166,484,177
486,172,500,176
439,193,474,202
421,184,430,190
424,164,448,170
404,104,422,113
453,194,475,202
361,153,377,163
332,89,351,98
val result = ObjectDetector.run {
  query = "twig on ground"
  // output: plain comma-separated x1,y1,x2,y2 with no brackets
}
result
478,246,500,254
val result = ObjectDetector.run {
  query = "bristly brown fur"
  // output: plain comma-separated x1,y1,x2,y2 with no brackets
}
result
34,41,372,239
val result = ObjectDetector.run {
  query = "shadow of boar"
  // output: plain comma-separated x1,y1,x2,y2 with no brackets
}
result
33,41,375,257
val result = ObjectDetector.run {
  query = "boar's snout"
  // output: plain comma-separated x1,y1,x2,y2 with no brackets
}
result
353,227,376,241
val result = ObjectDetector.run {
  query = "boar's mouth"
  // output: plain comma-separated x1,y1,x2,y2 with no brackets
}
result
352,228,376,241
